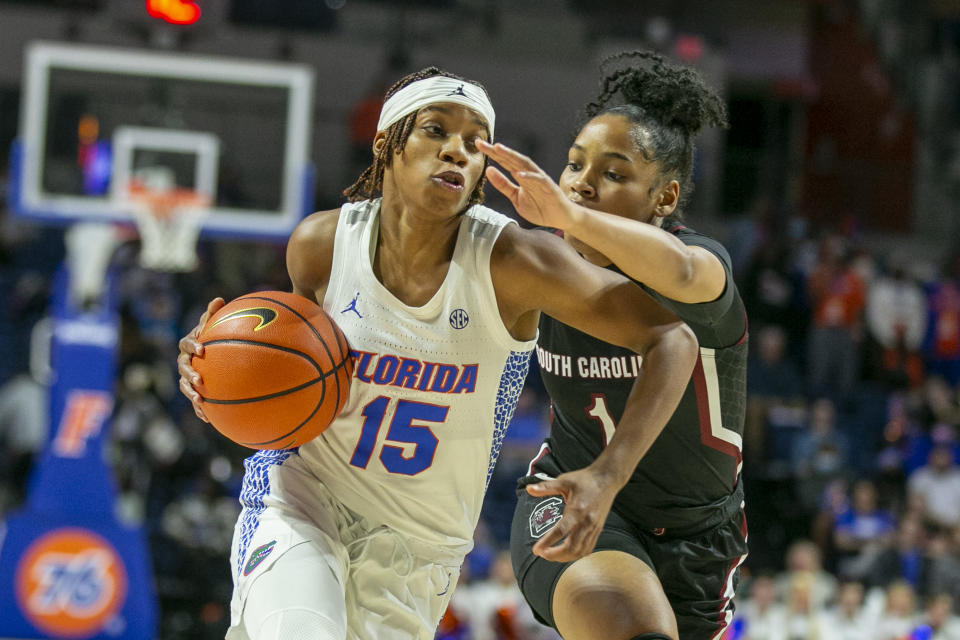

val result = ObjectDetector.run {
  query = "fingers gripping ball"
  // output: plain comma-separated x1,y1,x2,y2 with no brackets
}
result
192,291,354,450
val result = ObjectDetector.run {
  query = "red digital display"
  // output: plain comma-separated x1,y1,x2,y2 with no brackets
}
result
146,0,201,26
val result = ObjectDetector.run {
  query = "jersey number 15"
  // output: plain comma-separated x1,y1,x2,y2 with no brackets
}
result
349,396,447,475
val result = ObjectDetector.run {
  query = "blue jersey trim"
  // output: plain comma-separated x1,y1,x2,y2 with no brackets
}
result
235,448,294,577
486,350,531,487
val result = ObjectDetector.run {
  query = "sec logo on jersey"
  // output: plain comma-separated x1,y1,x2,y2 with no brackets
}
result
449,308,469,329
15,528,128,638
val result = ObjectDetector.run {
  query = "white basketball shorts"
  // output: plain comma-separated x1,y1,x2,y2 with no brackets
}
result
225,451,462,640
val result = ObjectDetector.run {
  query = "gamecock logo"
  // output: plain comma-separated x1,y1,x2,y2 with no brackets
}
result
529,496,564,539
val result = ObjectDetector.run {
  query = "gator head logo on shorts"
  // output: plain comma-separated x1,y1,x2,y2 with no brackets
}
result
243,540,277,576
529,497,564,538
15,528,128,638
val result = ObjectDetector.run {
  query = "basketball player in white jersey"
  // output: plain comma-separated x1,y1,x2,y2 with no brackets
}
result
177,67,698,640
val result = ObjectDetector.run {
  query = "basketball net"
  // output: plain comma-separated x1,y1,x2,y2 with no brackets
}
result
126,179,210,272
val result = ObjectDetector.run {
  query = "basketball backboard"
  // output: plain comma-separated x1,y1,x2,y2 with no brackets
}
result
10,41,315,240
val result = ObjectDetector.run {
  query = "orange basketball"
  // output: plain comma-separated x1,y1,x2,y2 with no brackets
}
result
192,291,353,450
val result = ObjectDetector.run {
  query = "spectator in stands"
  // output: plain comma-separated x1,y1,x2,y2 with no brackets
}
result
915,593,960,639
874,395,918,509
865,514,929,592
865,256,927,390
925,531,960,599
833,478,896,571
806,235,867,399
818,580,875,640
783,570,828,640
881,391,955,480
726,194,775,277
741,237,802,337
811,477,851,553
849,243,878,289
875,580,920,640
464,519,497,582
917,376,960,432
865,255,927,389
732,572,787,640
745,324,805,466
776,539,838,610
923,270,960,387
792,398,851,512
908,445,960,530
435,604,470,640
866,255,927,388
748,324,805,400
0,320,50,511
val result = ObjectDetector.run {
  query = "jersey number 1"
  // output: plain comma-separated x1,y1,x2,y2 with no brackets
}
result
586,394,617,446
349,396,447,475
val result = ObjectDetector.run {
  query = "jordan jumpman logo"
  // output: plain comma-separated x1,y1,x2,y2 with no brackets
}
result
341,292,363,318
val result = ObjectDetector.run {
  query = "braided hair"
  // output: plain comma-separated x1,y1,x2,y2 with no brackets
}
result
343,67,490,206
585,50,728,214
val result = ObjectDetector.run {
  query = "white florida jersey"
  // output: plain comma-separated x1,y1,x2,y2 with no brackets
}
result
299,198,535,553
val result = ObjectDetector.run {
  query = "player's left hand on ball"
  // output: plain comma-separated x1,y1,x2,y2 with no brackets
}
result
177,297,225,423
526,468,619,562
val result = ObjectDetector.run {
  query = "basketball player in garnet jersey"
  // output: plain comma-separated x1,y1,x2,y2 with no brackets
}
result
478,51,749,640
177,66,697,640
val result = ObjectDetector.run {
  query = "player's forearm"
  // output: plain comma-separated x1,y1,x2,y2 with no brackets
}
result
566,204,693,290
590,324,698,487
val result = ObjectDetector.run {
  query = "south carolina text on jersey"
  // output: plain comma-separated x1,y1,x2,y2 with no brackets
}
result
536,345,643,380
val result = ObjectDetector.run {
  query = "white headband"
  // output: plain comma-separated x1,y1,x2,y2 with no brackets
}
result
376,76,495,139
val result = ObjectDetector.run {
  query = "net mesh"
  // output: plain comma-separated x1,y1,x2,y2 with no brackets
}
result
127,181,210,272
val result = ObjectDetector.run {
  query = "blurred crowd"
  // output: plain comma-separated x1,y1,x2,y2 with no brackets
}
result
728,200,960,640
2,190,960,639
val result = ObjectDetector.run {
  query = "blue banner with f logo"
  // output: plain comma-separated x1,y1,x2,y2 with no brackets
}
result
0,266,157,639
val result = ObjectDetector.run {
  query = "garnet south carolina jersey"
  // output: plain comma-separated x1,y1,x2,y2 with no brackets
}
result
297,198,534,553
534,222,748,532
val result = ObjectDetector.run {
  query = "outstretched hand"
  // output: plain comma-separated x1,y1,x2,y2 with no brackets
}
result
176,297,225,423
526,466,621,563
477,140,578,230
